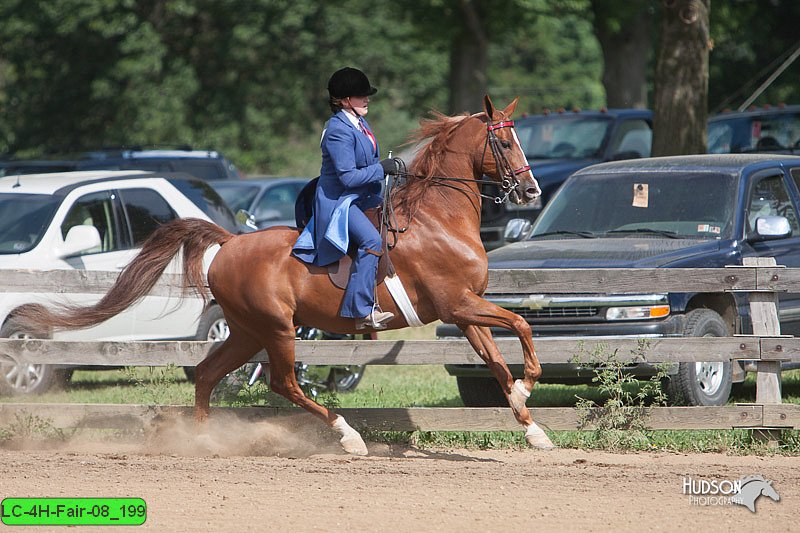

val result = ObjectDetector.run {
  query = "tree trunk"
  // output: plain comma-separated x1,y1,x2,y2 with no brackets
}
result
593,2,652,108
652,0,711,156
448,0,488,114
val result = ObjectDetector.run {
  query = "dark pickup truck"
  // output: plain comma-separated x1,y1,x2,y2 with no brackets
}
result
482,104,800,251
441,154,800,407
480,108,653,250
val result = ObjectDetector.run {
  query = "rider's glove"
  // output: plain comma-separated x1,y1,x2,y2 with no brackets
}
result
380,158,401,176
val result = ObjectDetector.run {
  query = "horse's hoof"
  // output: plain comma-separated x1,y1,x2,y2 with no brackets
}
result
333,415,368,456
340,434,369,456
525,424,556,450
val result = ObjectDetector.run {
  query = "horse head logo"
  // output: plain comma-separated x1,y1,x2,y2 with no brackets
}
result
731,475,780,513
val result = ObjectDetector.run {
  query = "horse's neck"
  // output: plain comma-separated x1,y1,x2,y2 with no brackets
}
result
411,143,484,228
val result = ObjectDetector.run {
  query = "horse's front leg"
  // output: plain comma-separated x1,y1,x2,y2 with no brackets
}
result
448,294,554,449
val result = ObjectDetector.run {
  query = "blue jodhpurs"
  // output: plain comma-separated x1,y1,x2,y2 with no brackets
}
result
340,205,381,319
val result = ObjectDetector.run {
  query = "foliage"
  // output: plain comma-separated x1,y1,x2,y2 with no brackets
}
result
570,339,671,450
0,411,67,448
0,0,607,175
709,0,800,112
0,1,798,173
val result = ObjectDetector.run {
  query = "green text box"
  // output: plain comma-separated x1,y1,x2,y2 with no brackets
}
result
1,498,146,526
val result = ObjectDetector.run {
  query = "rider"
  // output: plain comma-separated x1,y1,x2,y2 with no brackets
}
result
292,67,401,330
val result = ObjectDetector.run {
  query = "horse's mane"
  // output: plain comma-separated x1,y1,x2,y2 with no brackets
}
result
392,111,483,214
410,111,474,179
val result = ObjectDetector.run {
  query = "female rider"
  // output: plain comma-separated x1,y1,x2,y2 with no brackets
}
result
293,67,400,330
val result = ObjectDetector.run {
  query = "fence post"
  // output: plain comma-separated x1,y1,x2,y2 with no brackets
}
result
743,257,782,446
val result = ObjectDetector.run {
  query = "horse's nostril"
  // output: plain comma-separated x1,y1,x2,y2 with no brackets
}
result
525,187,541,199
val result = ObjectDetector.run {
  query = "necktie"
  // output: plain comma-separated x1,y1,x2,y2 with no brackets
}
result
358,118,376,151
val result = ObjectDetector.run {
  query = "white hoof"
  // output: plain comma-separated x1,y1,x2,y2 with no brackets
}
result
332,415,368,456
509,379,530,413
340,434,369,456
525,423,556,450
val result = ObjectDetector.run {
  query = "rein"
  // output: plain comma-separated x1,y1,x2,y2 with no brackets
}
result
380,117,531,248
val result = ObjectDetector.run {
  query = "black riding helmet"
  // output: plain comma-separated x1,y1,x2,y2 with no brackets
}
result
327,67,377,99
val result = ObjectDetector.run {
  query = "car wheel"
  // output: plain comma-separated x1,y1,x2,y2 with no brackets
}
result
328,365,365,392
665,309,733,406
0,319,70,396
184,305,229,382
456,376,509,407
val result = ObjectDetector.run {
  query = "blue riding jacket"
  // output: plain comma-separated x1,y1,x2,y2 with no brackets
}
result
292,110,384,266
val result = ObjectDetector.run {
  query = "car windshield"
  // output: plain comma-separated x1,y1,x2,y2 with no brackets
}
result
515,116,613,160
709,111,800,153
0,193,61,253
211,183,261,213
168,179,239,233
531,171,738,240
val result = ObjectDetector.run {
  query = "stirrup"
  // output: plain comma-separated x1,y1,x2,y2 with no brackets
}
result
355,310,394,330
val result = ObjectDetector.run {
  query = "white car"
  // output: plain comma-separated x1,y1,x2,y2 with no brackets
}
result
0,170,239,395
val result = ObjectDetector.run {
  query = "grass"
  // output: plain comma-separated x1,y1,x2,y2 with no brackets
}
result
1,321,799,454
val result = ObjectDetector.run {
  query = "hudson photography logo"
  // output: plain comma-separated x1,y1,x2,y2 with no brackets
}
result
682,475,780,512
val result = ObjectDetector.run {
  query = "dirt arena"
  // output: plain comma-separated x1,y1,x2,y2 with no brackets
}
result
0,416,796,532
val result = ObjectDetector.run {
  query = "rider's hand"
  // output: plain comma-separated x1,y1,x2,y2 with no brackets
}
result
380,158,400,176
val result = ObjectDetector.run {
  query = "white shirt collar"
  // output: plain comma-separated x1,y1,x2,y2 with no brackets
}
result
342,109,361,128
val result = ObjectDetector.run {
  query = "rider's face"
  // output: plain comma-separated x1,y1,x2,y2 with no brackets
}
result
346,95,369,116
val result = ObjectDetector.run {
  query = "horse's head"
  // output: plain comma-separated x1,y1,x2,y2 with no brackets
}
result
481,95,542,205
761,480,780,502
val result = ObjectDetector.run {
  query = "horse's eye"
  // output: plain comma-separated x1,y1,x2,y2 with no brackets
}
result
500,140,511,149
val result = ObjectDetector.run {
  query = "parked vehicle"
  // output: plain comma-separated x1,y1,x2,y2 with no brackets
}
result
207,177,310,229
708,104,800,155
440,154,800,407
481,108,653,250
0,147,242,181
0,170,244,395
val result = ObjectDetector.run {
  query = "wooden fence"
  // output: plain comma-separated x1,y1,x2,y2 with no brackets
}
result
1,257,799,434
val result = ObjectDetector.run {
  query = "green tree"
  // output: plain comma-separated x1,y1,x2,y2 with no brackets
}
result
709,0,800,112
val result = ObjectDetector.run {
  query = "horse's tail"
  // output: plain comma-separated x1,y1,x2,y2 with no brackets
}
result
15,218,234,332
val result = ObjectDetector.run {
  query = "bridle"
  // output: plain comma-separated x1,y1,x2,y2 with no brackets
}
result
483,118,532,204
393,116,532,204
381,115,533,246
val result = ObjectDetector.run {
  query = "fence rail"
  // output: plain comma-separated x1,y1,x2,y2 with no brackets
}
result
1,260,798,434
3,265,800,294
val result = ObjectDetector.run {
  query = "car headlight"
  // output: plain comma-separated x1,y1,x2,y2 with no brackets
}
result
606,305,670,320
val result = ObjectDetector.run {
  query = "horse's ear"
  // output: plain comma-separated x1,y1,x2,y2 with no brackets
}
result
502,97,519,118
483,95,497,120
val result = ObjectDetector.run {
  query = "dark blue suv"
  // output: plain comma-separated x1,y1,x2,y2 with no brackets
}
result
441,154,800,407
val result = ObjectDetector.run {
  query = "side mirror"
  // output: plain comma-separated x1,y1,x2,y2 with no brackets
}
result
235,209,258,231
504,218,533,243
59,225,102,257
749,215,792,242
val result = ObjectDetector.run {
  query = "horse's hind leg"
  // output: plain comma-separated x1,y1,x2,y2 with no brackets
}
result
194,331,262,423
260,326,368,456
459,324,554,449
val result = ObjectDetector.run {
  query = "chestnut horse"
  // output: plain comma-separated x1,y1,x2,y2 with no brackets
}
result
19,95,553,454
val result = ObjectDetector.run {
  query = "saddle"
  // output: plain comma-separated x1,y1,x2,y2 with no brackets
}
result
294,177,395,289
